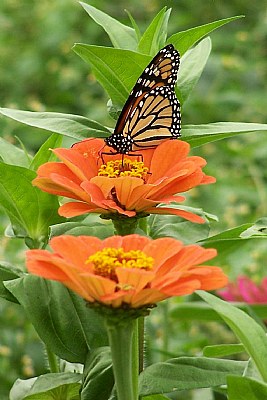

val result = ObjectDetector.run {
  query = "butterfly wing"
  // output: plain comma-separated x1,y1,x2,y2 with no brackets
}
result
105,44,181,154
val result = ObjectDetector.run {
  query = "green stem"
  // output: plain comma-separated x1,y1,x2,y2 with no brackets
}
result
45,345,59,373
162,300,169,360
112,217,138,235
138,317,145,372
105,318,138,400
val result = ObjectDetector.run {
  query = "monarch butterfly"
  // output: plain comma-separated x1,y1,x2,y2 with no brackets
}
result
105,44,181,154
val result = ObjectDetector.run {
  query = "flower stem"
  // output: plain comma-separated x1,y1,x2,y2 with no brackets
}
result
162,301,169,360
105,318,139,400
112,217,138,235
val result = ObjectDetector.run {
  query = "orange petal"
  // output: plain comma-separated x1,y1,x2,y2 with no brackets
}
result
149,140,190,181
59,202,103,217
147,207,205,223
49,235,102,267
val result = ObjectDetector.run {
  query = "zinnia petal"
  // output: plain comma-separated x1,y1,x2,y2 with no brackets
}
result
26,234,228,309
32,138,215,221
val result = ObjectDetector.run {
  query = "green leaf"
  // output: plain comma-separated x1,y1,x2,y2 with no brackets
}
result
199,222,267,263
50,218,114,239
29,133,62,171
170,302,267,322
141,396,170,400
125,10,142,42
5,276,108,363
182,122,267,148
198,291,267,382
9,372,81,400
0,107,110,140
81,347,114,400
73,45,150,106
0,163,63,243
168,16,244,55
227,376,267,400
139,357,246,396
138,7,170,54
239,217,267,238
0,137,31,167
0,263,22,303
177,37,211,104
80,2,137,50
149,212,210,244
203,344,245,358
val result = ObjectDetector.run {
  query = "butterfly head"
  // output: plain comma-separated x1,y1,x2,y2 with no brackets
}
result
105,132,133,154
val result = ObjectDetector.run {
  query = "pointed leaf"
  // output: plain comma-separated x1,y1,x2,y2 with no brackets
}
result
29,133,62,171
0,137,31,167
0,107,110,140
0,163,63,242
138,8,169,54
73,45,150,105
227,376,267,400
80,2,137,50
239,217,267,238
125,10,142,42
170,302,267,322
50,220,114,239
203,344,245,358
9,372,81,400
81,347,114,400
182,122,267,147
0,263,22,303
168,16,244,55
5,276,108,363
177,37,211,104
139,357,246,396
198,291,267,382
149,212,210,244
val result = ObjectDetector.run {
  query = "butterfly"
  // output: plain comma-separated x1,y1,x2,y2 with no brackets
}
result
104,44,181,155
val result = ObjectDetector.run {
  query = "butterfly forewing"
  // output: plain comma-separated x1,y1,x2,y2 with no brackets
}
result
105,44,181,154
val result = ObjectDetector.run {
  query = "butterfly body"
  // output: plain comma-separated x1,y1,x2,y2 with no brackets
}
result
105,44,181,154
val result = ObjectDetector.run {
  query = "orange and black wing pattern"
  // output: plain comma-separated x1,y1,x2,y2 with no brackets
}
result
105,44,181,154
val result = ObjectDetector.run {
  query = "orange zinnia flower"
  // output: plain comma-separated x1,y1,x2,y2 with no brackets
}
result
26,234,228,308
32,138,215,223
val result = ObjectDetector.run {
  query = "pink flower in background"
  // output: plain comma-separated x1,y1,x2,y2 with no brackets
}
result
219,275,267,304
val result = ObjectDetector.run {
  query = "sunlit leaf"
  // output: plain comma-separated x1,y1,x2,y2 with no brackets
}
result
0,163,63,243
170,302,267,322
177,37,211,104
138,7,170,54
203,344,245,358
182,122,267,147
29,133,62,171
80,2,137,50
9,372,81,400
0,107,110,140
168,15,244,55
198,291,267,382
227,375,267,400
0,137,31,167
73,45,150,105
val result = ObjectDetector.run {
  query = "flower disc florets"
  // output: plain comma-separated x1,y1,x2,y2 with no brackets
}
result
98,159,149,180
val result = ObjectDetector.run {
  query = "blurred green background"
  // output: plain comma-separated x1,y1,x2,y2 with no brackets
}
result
0,0,266,398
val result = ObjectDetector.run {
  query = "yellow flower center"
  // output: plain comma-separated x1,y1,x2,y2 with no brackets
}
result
87,247,154,281
98,159,149,179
